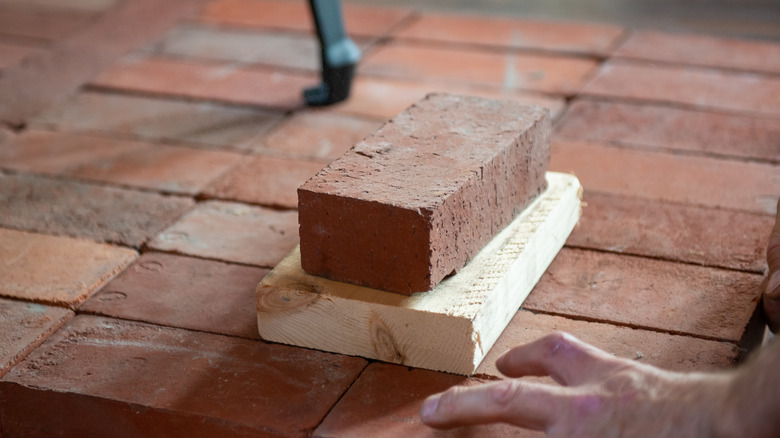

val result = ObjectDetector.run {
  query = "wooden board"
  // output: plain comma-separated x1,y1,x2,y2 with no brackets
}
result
256,172,582,375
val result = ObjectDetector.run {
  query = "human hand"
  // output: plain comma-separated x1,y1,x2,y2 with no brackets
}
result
420,332,731,437
763,199,780,333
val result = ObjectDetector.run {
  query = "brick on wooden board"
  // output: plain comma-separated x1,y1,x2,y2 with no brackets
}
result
556,99,780,163
299,93,550,294
522,248,761,343
149,200,298,267
568,192,774,273
0,129,241,195
204,155,324,209
81,252,269,339
581,61,780,117
549,140,780,214
395,13,625,57
613,30,780,75
32,91,284,151
0,228,137,307
476,310,740,377
314,363,538,438
0,315,367,437
336,76,567,121
0,298,73,377
0,172,194,247
360,43,599,95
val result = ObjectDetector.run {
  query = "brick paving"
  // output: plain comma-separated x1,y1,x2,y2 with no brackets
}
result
0,0,778,435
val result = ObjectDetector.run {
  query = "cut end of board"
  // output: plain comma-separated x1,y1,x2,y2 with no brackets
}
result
257,172,582,375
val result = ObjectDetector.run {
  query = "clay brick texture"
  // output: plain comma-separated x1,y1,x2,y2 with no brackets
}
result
299,93,550,294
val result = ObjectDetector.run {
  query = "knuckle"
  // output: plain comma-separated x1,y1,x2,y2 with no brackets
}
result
540,331,578,358
491,380,523,415
436,386,465,416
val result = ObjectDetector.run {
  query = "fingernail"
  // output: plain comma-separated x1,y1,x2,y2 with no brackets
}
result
420,395,440,422
768,271,780,299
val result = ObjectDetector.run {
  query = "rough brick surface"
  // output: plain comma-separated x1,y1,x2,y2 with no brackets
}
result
0,228,137,307
0,129,241,195
204,155,324,209
0,172,194,247
396,13,625,56
568,192,774,273
556,99,780,163
0,298,73,377
0,315,367,437
522,248,762,342
33,91,284,151
81,252,269,339
477,310,740,377
299,93,550,294
361,43,599,95
149,201,299,267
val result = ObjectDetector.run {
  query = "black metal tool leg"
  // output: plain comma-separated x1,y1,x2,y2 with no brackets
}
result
304,0,361,106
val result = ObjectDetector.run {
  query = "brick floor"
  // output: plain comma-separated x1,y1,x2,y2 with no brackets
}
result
1,1,778,435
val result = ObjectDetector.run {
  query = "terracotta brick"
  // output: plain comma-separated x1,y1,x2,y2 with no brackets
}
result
477,310,740,377
259,111,382,162
550,140,780,214
0,129,241,195
92,55,316,111
149,200,298,267
314,363,534,438
582,61,780,116
522,248,760,342
299,94,550,294
396,13,625,56
0,172,194,247
335,76,567,120
0,228,137,307
0,10,90,41
0,298,73,377
0,42,42,69
81,252,268,339
0,315,367,437
32,91,284,151
197,0,412,38
361,43,599,95
556,99,780,163
568,192,774,273
614,30,780,75
154,23,371,72
204,155,324,209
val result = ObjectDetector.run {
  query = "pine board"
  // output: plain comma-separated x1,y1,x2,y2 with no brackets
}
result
256,172,582,375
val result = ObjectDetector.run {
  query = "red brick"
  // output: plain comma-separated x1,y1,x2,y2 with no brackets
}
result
550,140,780,214
259,110,381,162
581,61,780,116
149,200,298,267
204,155,324,209
0,10,90,41
33,91,284,151
477,310,739,377
91,55,316,111
197,0,412,38
0,315,367,437
0,172,194,247
0,228,137,307
556,99,780,163
361,42,599,95
299,94,550,294
522,248,760,342
0,298,73,377
314,363,534,438
155,23,371,72
81,252,268,339
614,30,780,75
335,76,567,120
568,192,774,273
396,13,625,56
0,42,42,69
0,129,241,195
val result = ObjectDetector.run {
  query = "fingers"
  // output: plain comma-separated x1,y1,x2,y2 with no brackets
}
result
496,332,629,386
420,379,565,430
765,199,780,300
